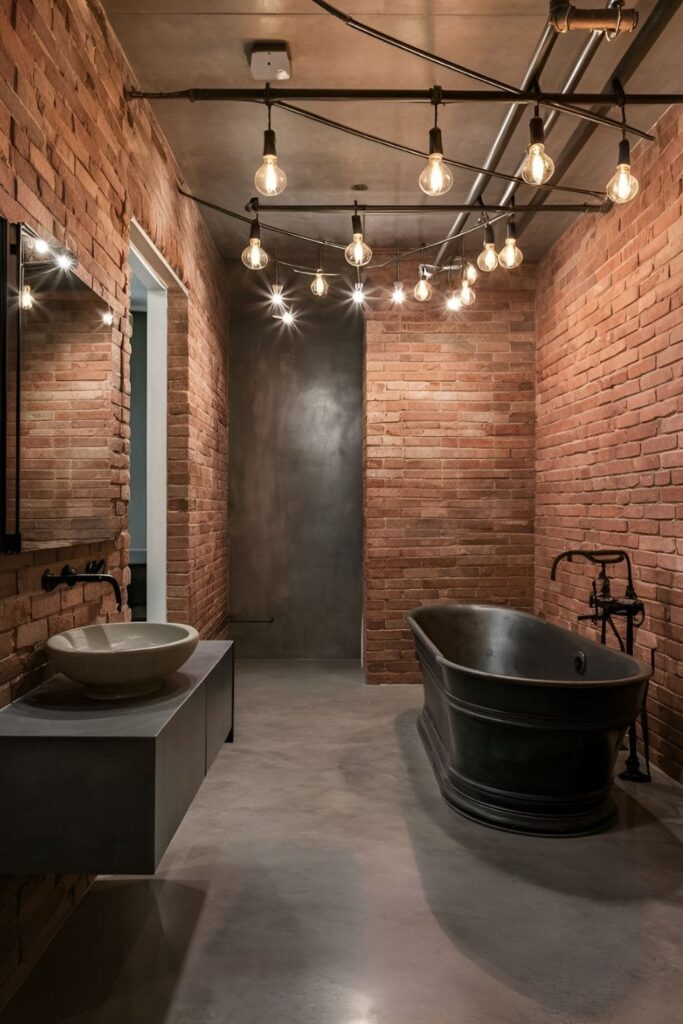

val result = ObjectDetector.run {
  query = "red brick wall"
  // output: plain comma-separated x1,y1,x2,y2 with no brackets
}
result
0,0,228,1006
363,259,536,683
535,105,683,781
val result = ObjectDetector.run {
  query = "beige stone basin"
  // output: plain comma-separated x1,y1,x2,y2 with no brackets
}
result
46,622,199,700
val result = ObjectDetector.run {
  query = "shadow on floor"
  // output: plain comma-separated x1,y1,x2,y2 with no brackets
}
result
0,879,205,1024
393,707,683,1020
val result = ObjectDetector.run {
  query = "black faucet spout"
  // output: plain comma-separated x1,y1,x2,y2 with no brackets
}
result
42,565,123,611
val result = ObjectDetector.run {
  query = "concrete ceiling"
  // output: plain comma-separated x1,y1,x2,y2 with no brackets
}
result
103,1,683,267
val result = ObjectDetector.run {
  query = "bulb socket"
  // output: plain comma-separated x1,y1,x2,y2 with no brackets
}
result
263,128,277,157
428,127,444,156
506,217,517,241
529,115,545,146
618,136,631,166
484,222,495,246
249,219,261,242
351,213,363,236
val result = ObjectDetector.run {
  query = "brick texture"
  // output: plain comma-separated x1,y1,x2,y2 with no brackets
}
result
0,0,228,1007
363,259,536,684
535,105,683,781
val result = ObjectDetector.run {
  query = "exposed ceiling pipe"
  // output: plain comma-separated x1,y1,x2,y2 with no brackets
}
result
549,1,638,34
517,0,683,237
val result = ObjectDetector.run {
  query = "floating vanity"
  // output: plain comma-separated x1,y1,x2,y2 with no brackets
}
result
0,641,233,874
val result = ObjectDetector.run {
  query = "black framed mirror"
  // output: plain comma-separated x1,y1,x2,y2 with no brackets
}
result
1,222,119,554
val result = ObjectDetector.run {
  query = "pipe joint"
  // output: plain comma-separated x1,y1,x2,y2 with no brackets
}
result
549,2,638,34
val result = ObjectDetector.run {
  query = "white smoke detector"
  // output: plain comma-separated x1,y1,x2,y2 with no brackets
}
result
249,43,291,82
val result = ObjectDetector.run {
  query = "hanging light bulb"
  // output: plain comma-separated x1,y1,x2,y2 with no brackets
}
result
20,285,33,310
391,282,406,305
498,217,524,270
345,213,372,267
606,136,639,204
311,266,329,298
446,289,462,312
464,260,478,285
254,114,287,197
34,238,50,255
418,103,453,196
278,307,296,327
351,280,365,305
477,222,498,273
102,309,115,326
460,281,476,306
241,219,269,271
521,108,555,186
55,252,75,271
270,283,285,310
413,267,432,303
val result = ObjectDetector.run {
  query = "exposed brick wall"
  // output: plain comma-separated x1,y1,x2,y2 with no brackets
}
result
0,0,228,1007
363,259,536,684
535,105,683,781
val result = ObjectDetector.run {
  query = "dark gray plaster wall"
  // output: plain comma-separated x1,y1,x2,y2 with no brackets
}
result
227,264,363,658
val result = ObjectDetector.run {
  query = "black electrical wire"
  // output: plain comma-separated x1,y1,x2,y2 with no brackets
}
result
273,100,605,200
308,0,652,139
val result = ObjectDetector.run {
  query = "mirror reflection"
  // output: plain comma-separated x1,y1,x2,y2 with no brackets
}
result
14,229,118,550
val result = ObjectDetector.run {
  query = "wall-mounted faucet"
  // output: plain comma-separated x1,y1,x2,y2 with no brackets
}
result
42,563,123,611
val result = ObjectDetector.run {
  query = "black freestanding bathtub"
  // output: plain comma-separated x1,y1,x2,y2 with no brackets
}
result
407,604,651,836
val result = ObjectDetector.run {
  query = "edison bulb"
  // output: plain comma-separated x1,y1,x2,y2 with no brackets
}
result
20,285,33,310
241,237,269,271
280,308,295,326
351,282,365,305
311,271,329,297
606,163,639,204
460,281,476,306
521,142,554,186
391,282,406,305
56,252,74,270
477,243,498,273
419,154,453,197
464,261,477,285
345,234,372,267
446,290,462,312
102,309,115,326
414,276,432,302
270,283,285,309
254,155,287,197
498,229,524,270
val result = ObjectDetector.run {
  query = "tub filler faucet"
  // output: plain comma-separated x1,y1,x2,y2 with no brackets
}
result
551,548,651,783
42,562,123,612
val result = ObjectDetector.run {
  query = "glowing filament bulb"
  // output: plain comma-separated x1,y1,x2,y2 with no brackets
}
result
311,270,329,297
344,214,372,267
606,138,639,204
414,270,432,303
254,129,287,197
391,282,405,305
56,252,75,270
446,290,462,312
241,220,269,271
20,285,33,310
464,261,477,285
270,283,285,309
460,280,476,306
351,282,365,305
419,128,453,196
280,308,295,326
477,224,498,273
102,309,115,326
498,219,523,270
521,114,554,186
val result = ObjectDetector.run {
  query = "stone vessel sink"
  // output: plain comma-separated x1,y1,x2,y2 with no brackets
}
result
46,623,200,700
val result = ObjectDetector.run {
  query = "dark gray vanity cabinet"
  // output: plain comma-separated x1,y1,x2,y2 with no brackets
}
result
0,641,233,875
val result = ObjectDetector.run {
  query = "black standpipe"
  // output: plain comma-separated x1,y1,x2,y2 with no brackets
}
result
550,548,651,783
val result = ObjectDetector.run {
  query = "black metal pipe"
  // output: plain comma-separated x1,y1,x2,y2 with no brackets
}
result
517,0,683,238
549,1,638,34
125,87,679,107
251,202,603,214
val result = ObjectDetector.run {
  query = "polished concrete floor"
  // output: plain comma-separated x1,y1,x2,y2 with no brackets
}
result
3,659,683,1024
